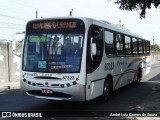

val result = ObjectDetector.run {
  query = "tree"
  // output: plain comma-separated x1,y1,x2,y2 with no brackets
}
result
151,44,160,51
115,0,160,18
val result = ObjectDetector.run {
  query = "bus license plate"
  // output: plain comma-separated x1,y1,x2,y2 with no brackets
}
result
41,89,53,94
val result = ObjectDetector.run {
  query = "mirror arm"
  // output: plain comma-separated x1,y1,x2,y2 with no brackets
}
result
12,50,21,57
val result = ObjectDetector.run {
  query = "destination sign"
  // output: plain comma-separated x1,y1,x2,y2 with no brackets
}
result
32,21,77,29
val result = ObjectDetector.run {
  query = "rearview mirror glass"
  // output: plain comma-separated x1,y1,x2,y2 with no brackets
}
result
90,43,97,56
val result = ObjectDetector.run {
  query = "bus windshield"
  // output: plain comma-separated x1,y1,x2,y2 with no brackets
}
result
22,19,85,73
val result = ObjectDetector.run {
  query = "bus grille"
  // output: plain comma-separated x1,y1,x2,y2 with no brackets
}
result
27,90,72,98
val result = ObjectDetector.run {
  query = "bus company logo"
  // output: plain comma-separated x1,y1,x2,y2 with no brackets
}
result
2,112,11,117
24,72,38,77
117,60,127,66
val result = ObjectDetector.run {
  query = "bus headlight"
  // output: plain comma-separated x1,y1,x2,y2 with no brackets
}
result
67,83,70,87
73,81,77,85
23,79,26,82
61,84,64,88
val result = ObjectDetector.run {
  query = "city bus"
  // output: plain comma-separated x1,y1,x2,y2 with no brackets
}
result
20,17,151,102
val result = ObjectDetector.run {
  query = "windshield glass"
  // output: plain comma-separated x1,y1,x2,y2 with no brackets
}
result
22,19,85,73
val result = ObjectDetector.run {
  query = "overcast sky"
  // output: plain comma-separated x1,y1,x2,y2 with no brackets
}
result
0,0,159,45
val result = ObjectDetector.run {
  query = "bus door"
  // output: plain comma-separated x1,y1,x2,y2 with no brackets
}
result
86,25,104,100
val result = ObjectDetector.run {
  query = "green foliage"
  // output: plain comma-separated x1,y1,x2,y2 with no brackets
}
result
115,0,160,18
151,44,160,52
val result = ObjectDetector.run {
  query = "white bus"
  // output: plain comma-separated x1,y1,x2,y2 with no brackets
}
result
20,17,151,102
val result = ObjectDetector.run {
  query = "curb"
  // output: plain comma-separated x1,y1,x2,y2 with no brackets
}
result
0,81,20,91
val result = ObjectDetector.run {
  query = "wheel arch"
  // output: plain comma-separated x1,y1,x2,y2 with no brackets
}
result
105,74,113,91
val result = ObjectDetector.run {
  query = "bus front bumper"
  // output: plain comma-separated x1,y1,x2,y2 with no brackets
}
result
20,80,86,101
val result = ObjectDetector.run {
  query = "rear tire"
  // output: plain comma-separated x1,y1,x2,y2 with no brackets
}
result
134,68,142,85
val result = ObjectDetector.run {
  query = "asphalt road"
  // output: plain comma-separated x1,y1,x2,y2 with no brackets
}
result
0,62,160,119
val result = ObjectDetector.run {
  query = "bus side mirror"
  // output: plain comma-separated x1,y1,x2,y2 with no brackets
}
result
91,43,97,56
90,37,97,60
13,50,21,57
90,42,96,61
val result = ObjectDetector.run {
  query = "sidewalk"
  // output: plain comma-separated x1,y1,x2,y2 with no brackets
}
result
0,81,20,90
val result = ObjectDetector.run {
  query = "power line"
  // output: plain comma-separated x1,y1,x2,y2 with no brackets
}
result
0,21,25,27
0,22,25,30
0,26,24,30
0,33,10,36
0,13,28,21
0,3,35,18
11,0,37,10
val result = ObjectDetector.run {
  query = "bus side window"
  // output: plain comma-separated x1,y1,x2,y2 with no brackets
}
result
132,38,138,55
146,41,150,54
138,39,143,54
116,34,124,55
125,36,132,55
143,41,146,54
105,30,114,56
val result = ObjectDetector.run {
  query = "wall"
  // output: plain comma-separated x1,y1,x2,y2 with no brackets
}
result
0,42,9,83
0,41,22,83
10,41,22,82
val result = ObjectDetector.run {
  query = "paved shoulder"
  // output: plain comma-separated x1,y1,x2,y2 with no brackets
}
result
0,81,20,91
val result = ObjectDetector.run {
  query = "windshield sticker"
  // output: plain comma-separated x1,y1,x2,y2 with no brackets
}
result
51,65,72,69
38,61,46,68
27,55,35,60
30,36,46,42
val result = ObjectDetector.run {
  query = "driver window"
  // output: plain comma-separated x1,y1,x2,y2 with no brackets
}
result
87,25,103,74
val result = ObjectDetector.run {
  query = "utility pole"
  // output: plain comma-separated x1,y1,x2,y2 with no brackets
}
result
69,9,73,16
36,11,38,19
119,20,121,26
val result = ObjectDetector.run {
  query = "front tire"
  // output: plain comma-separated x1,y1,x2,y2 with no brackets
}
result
100,79,112,102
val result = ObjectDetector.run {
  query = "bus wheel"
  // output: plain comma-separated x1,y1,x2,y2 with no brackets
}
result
101,79,112,102
135,68,142,85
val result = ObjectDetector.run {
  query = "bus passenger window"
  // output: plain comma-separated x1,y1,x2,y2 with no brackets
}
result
116,34,124,55
132,38,138,55
125,36,131,55
105,30,114,55
146,41,150,54
138,39,143,54
143,41,146,54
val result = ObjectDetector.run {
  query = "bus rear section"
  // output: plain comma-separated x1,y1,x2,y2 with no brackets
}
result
20,18,88,101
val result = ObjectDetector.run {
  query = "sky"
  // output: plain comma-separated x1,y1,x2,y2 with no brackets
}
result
0,0,159,45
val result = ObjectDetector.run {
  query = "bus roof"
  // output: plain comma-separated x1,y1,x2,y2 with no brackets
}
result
27,16,150,41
